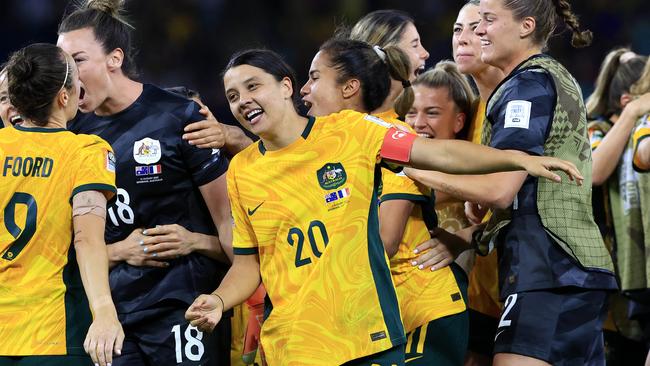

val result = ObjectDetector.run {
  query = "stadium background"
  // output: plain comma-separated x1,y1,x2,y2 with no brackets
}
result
1,0,649,123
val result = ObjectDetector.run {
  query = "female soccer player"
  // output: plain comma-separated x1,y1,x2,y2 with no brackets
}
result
586,48,650,286
584,47,650,365
301,38,471,365
348,9,479,276
467,0,617,364
407,3,505,365
349,9,428,119
185,48,582,365
405,61,475,233
0,43,122,366
57,1,232,364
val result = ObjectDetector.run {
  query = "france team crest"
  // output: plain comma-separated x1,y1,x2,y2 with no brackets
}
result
317,162,347,190
133,137,162,164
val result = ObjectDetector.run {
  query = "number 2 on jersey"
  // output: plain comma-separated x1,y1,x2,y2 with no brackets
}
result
287,220,329,267
2,192,37,260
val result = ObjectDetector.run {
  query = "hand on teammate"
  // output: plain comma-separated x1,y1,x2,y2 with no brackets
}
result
410,227,482,271
410,228,462,271
519,155,584,185
140,224,200,259
183,105,228,149
185,294,224,333
84,311,124,366
113,228,169,268
465,202,488,225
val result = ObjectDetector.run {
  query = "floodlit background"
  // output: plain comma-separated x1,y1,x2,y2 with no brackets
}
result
2,0,649,121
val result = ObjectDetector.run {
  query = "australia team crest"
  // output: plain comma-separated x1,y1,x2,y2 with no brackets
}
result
317,162,347,190
133,137,162,165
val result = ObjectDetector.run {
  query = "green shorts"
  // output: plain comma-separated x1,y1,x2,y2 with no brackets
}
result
404,263,469,365
0,355,92,366
342,344,406,366
404,311,469,365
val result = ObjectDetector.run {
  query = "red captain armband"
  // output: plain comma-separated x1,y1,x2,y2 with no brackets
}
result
380,127,417,163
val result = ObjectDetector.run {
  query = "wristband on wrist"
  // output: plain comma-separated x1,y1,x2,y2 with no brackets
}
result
210,293,225,310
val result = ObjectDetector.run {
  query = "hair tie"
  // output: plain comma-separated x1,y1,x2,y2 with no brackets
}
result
402,80,411,88
373,45,387,64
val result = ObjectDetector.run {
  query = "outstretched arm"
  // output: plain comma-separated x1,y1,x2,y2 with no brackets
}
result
378,128,581,183
406,136,582,183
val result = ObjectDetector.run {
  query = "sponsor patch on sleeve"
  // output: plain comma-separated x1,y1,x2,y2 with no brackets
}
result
106,151,116,172
504,100,531,129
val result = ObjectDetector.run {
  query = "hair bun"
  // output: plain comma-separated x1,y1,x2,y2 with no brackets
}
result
86,0,124,17
10,53,37,83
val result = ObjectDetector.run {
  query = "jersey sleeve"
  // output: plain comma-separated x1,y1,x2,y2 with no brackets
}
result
179,102,230,186
587,120,610,151
487,70,555,156
227,161,259,255
70,136,117,201
379,168,428,203
349,113,417,171
633,115,650,172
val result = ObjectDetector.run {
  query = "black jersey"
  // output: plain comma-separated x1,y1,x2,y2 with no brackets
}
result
486,68,616,299
69,84,229,320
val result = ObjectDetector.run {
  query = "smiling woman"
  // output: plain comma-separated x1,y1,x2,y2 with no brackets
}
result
348,9,427,120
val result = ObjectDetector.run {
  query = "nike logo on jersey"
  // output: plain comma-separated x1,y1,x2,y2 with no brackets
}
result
494,328,506,342
247,201,265,216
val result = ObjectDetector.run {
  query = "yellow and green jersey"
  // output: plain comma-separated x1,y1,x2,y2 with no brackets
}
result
465,101,502,319
633,115,650,172
374,113,466,332
228,110,405,365
0,125,116,356
468,100,486,145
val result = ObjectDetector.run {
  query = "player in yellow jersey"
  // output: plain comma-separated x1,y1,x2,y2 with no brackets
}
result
300,38,472,365
404,3,507,364
633,115,650,171
0,43,123,366
185,48,582,366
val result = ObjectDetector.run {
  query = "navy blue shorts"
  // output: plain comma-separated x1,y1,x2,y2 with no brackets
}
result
114,304,229,366
467,309,497,356
493,288,608,365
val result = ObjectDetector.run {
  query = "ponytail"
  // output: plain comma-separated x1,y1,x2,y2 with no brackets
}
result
585,48,647,118
383,45,414,119
551,0,592,48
